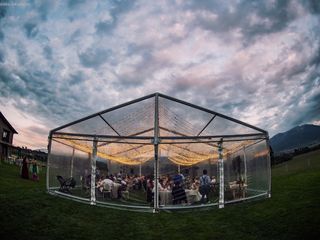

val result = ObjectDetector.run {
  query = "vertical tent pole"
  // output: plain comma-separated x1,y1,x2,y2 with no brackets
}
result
46,133,52,192
154,143,159,211
90,137,98,205
266,136,272,198
70,147,75,178
218,138,224,209
243,146,247,184
139,162,142,177
153,93,160,212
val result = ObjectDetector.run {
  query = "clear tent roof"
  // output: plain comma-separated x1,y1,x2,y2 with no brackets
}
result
51,93,267,166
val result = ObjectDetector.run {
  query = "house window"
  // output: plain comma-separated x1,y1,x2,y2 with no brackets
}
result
2,130,9,142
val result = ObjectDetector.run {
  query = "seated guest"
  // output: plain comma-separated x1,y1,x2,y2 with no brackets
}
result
190,178,200,191
133,175,139,190
211,176,217,192
117,177,128,199
152,178,165,193
97,176,114,193
162,175,171,190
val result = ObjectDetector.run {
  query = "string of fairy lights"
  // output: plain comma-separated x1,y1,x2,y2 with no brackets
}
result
52,135,261,167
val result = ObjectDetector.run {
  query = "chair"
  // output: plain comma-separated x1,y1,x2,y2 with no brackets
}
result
122,189,130,200
57,175,76,194
119,184,129,200
102,182,112,200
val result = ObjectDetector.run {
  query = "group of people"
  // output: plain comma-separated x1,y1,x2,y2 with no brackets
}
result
95,173,129,199
155,169,216,204
21,156,40,181
92,169,216,205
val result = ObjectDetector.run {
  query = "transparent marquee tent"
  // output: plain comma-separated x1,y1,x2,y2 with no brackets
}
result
47,93,271,212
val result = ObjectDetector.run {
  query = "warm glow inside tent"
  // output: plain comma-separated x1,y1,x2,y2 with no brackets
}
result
47,93,271,212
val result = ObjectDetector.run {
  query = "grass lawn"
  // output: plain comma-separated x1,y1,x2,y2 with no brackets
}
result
1,150,320,240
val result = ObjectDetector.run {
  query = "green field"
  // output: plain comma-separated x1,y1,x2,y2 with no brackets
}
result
1,150,320,240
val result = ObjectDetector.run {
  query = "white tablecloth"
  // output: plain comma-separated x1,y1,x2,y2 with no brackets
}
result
159,190,172,205
112,183,121,199
185,189,201,204
159,189,201,205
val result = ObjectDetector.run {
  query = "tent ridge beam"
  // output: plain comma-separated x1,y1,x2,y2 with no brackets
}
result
52,132,153,139
160,133,266,140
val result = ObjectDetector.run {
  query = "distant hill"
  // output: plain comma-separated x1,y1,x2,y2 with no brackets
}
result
270,124,320,153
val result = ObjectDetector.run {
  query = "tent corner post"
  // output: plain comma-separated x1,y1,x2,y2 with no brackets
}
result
46,134,53,192
90,137,98,205
218,138,224,209
153,93,160,212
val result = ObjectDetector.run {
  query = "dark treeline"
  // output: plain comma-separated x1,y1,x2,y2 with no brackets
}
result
271,144,320,166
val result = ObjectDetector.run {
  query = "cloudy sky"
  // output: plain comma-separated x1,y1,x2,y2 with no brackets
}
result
0,0,319,149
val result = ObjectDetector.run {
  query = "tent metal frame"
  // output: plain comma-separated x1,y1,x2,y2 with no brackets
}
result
47,93,271,212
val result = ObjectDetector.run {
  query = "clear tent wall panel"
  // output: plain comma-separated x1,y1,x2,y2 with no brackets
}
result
55,96,155,137
245,140,270,195
223,139,269,203
48,140,73,190
70,148,92,199
158,96,214,137
55,115,117,136
95,141,154,207
158,95,264,137
49,136,92,200
95,158,154,207
200,115,263,136
99,97,155,137
158,142,219,207
223,142,247,202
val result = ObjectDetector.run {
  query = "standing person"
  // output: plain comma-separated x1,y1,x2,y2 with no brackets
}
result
199,169,211,203
146,175,154,204
31,160,39,181
173,170,184,186
21,156,29,179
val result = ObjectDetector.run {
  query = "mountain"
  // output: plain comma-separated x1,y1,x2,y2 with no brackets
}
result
269,124,320,153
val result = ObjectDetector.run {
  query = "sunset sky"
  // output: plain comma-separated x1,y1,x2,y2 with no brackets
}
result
0,0,319,149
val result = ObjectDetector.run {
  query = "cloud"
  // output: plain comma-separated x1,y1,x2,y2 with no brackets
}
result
0,4,7,19
78,48,113,68
304,0,320,14
184,0,312,45
23,22,39,38
0,49,4,63
43,45,52,60
0,0,319,148
95,20,114,35
68,0,86,9
68,71,86,85
34,0,55,21
94,0,136,35
0,30,4,41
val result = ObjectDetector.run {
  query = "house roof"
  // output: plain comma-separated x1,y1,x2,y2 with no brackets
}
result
0,112,18,134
